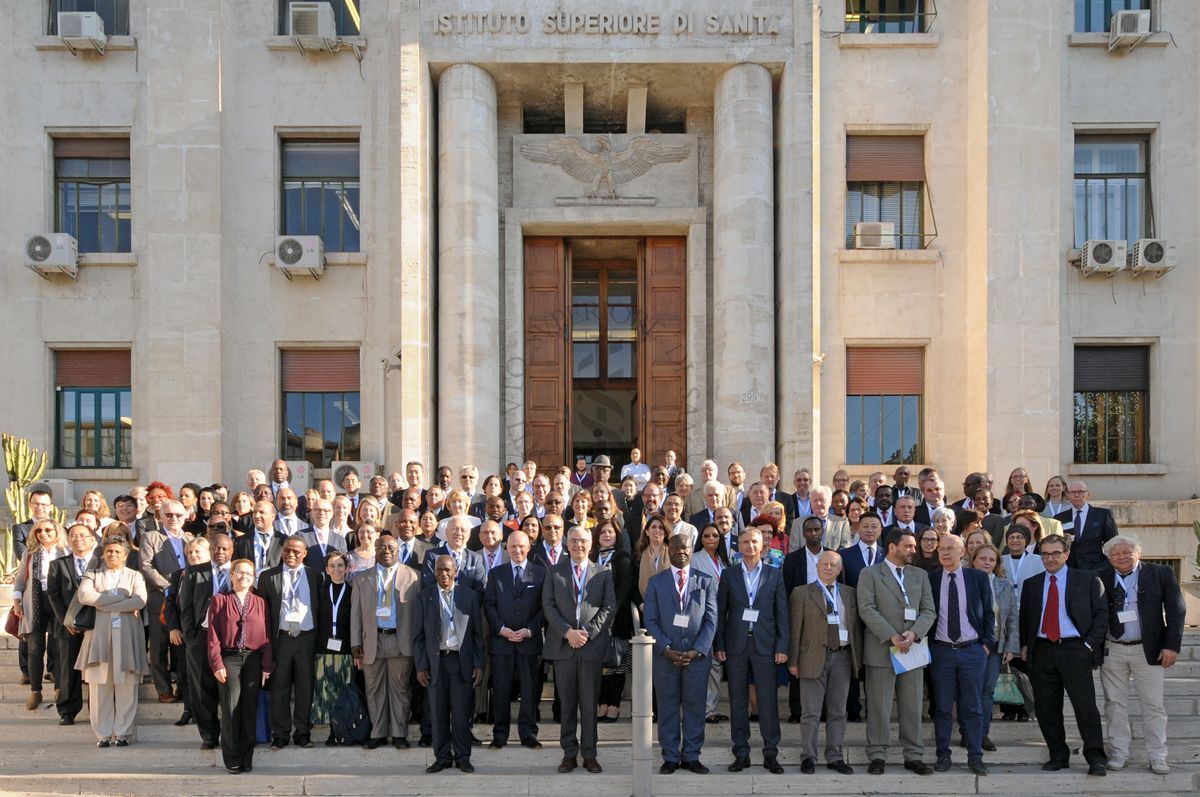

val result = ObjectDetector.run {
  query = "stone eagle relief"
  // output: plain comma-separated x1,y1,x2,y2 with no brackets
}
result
520,135,692,199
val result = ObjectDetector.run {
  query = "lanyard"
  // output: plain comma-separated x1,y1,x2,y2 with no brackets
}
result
892,565,911,606
599,550,614,567
1115,568,1138,608
674,569,688,612
440,589,456,633
824,582,840,618
329,583,346,637
285,569,302,610
742,562,763,605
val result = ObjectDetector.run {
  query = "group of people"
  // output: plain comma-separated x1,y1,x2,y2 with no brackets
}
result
6,455,1187,778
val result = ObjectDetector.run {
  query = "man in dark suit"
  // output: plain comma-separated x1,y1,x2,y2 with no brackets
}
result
836,512,884,723
1097,535,1186,774
179,532,235,749
298,499,348,572
529,513,566,568
758,463,793,523
273,488,310,538
891,465,920,501
388,508,431,570
541,525,615,774
483,530,546,750
886,495,929,536
928,535,993,775
415,555,485,773
421,516,485,592
738,482,771,527
643,534,719,774
45,523,97,725
623,483,664,551
234,501,287,575
714,525,790,774
949,473,1002,517
912,477,946,528
1018,534,1108,776
258,536,323,749
1055,481,1118,572
689,481,744,536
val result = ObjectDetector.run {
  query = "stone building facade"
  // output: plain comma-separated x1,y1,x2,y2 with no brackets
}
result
2,1,1198,591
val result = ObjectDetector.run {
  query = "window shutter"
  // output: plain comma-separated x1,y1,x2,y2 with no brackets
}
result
639,237,688,466
1074,346,1148,392
53,138,131,159
846,135,926,182
524,237,569,467
846,347,924,394
55,349,131,387
281,349,360,392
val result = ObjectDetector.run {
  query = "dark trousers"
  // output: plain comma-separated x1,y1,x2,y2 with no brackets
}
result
726,651,782,759
553,655,601,760
787,674,802,720
146,592,174,697
653,653,712,763
269,630,316,739
218,649,262,771
846,674,862,719
54,628,85,719
430,651,474,765
18,637,28,676
185,633,221,743
1031,638,1106,766
26,625,52,693
931,641,986,760
490,651,540,744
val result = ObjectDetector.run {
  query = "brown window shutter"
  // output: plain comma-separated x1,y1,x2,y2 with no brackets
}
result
55,349,131,387
846,347,924,394
846,135,925,182
281,349,360,392
54,138,131,159
524,238,569,467
639,237,688,466
1074,346,1148,392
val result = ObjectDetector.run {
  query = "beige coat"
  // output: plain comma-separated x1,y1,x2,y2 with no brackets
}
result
788,580,863,679
349,564,419,665
13,546,68,636
75,567,149,684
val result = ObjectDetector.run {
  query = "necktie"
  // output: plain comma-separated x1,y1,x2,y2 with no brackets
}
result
825,585,841,649
1111,577,1128,638
947,572,961,642
515,564,523,583
76,558,86,579
1042,575,1061,641
400,542,410,564
216,567,229,594
677,569,686,612
549,547,558,565
574,564,583,602
1075,510,1083,539
866,546,874,565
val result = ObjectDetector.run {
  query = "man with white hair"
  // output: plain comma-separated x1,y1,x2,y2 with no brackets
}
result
246,469,267,492
139,499,195,702
686,461,734,516
1097,535,1185,774
789,486,852,552
689,480,744,535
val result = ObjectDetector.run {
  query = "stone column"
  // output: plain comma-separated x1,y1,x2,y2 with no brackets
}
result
438,64,500,471
712,64,775,467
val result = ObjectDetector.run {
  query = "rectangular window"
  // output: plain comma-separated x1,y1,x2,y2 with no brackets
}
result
1074,136,1151,247
1073,345,1149,464
279,0,363,36
54,138,131,254
55,349,131,469
845,135,926,249
48,0,130,35
1074,0,1149,33
281,349,361,468
281,140,361,252
844,0,928,33
845,347,924,465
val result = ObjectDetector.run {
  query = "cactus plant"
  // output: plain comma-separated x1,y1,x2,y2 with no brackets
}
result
1193,520,1200,580
0,528,15,584
2,434,52,582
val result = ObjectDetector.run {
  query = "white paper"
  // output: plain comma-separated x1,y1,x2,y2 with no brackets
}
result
285,610,304,623
838,628,849,644
327,638,343,651
111,616,122,628
827,614,839,625
889,638,931,674
1117,609,1137,624
742,609,759,623
903,607,918,621
376,607,392,618
673,614,690,628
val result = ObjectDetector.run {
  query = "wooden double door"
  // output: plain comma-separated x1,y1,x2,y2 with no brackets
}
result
524,236,687,469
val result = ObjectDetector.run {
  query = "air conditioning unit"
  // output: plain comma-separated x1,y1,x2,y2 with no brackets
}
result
1130,238,1176,277
57,11,107,53
1079,239,1127,277
284,460,314,493
854,221,896,250
288,1,338,48
332,461,378,493
24,233,79,279
42,478,76,507
274,235,325,279
1109,9,1151,51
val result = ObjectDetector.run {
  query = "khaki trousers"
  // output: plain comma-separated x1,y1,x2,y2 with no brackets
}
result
364,632,414,739
1100,641,1168,761
88,680,138,741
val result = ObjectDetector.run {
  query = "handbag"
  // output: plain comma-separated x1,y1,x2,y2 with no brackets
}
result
64,592,96,631
255,688,272,745
3,610,18,638
603,636,630,670
993,665,1025,706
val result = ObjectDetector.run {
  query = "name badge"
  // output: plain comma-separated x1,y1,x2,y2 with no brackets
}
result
1117,609,1137,624
838,628,849,644
742,609,759,623
376,607,392,618
904,607,918,622
827,614,839,625
1061,522,1074,531
111,615,122,628
673,614,690,629
327,638,343,652
285,610,304,623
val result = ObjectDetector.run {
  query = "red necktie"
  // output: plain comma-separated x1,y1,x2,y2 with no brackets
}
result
677,569,685,592
574,564,583,602
677,570,686,611
1042,574,1061,642
549,547,558,565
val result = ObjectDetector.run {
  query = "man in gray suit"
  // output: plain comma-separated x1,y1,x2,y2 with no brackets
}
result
643,534,719,774
351,536,420,749
542,525,615,774
714,526,789,774
139,500,194,702
788,486,852,552
857,528,936,775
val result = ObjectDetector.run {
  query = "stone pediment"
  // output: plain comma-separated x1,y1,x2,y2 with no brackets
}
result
513,133,698,208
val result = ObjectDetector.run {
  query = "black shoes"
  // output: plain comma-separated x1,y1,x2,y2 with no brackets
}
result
968,760,989,776
96,740,110,748
457,761,475,773
269,737,288,751
827,761,854,775
681,760,709,774
934,756,952,773
418,734,432,747
226,766,242,774
867,759,885,775
393,738,410,749
520,739,543,750
426,761,450,773
489,740,506,750
763,756,784,774
1087,763,1107,777
200,741,217,750
727,757,751,772
800,757,816,774
114,739,129,747
904,760,933,775
174,710,193,726
659,761,679,774
582,758,602,774
981,736,996,752
363,738,387,750
1041,761,1067,772
293,735,314,748
557,757,577,773
58,717,75,726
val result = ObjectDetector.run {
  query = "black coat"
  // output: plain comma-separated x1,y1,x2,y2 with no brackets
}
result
1019,567,1107,667
483,561,546,656
1098,562,1186,665
1055,506,1118,572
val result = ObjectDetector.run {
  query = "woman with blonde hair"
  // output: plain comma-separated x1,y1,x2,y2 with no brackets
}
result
970,542,1022,732
11,519,70,709
81,489,115,529
76,536,149,746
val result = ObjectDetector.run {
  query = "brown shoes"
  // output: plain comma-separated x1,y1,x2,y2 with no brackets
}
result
557,756,577,773
26,691,42,710
582,757,602,774
157,694,180,704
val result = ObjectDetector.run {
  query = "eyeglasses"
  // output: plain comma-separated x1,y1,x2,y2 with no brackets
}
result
163,512,186,518
231,570,255,578
567,538,589,545
1040,550,1066,559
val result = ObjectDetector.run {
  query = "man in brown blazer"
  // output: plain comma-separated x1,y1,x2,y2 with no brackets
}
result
788,550,862,774
351,536,421,749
